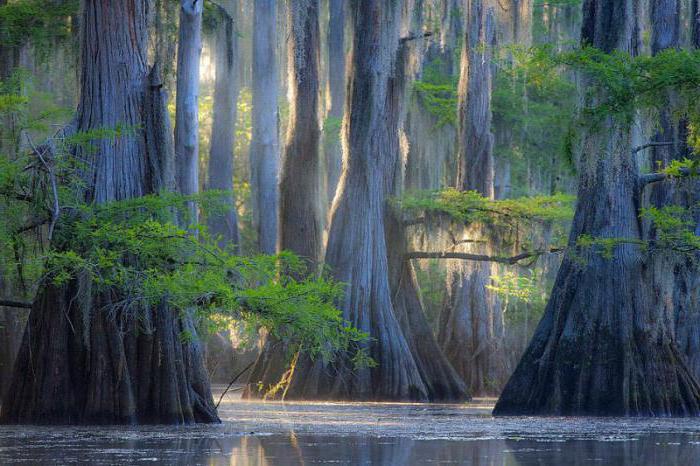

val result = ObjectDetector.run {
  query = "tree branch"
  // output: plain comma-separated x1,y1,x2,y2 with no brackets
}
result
640,167,693,186
400,31,433,43
632,141,675,154
405,248,564,265
0,299,32,309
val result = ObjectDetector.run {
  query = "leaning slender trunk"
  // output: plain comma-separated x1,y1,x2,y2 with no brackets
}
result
208,2,241,251
1,0,218,425
494,0,700,416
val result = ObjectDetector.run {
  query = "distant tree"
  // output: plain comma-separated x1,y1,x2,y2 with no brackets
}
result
249,0,280,254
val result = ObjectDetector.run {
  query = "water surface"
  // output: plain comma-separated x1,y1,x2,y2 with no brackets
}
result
1,389,699,465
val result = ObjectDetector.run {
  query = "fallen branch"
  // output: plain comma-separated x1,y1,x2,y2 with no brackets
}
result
405,248,564,265
215,359,256,409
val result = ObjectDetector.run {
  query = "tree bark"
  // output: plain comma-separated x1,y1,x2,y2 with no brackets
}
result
439,0,504,396
243,0,323,400
208,2,241,251
0,0,218,425
324,0,346,209
494,0,700,416
283,0,429,401
249,0,280,254
278,0,322,267
175,0,203,224
647,0,700,386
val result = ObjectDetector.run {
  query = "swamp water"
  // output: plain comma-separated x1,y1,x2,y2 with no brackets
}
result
1,389,699,465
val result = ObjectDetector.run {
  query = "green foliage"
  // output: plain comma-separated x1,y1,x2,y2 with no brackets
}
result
575,234,647,259
492,45,578,195
412,60,458,127
397,188,575,226
641,205,700,254
323,115,343,145
0,86,369,368
0,0,77,49
487,271,541,303
556,47,700,148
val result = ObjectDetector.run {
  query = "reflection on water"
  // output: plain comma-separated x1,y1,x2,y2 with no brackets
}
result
1,394,700,465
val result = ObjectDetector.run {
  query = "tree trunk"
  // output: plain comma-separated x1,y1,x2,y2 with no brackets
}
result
243,0,323,400
283,0,428,401
249,0,280,254
386,212,469,401
175,0,203,224
208,2,241,251
324,0,346,209
438,0,504,396
647,0,700,385
279,0,322,267
1,0,218,425
494,0,700,416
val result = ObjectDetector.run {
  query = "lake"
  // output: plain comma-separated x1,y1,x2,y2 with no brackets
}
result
1,388,699,465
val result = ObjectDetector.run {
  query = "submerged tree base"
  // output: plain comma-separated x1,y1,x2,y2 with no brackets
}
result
0,280,220,425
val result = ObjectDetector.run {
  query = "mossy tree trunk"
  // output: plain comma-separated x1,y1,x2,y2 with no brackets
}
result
438,0,504,396
494,0,700,416
0,0,218,425
282,0,429,401
647,0,700,384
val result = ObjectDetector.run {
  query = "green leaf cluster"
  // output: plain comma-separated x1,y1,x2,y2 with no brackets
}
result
0,0,77,49
412,60,458,128
396,188,575,226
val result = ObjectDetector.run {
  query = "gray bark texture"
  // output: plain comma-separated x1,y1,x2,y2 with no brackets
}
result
439,0,504,396
242,0,323,400
282,0,429,401
647,0,700,385
494,0,700,416
175,0,203,223
324,0,346,209
249,0,280,254
279,0,323,267
208,2,241,251
0,0,218,425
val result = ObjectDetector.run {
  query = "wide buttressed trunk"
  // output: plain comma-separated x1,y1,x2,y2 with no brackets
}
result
494,0,700,416
282,0,428,401
1,0,218,425
249,0,280,254
385,212,469,401
438,0,504,396
278,0,322,266
208,2,241,251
